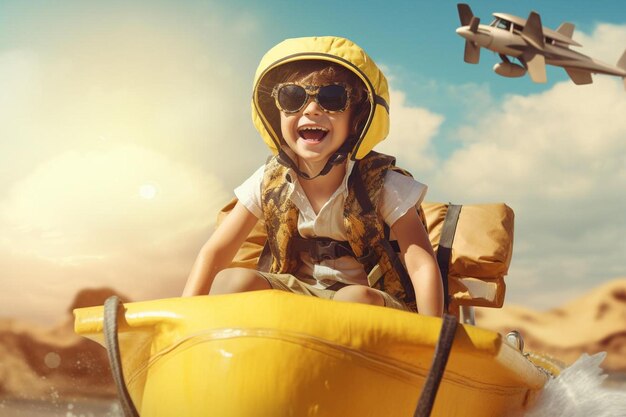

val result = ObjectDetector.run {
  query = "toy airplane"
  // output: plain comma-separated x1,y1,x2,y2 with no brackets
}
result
455,3,626,88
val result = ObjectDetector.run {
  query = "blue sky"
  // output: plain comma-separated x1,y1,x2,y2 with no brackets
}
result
0,0,625,323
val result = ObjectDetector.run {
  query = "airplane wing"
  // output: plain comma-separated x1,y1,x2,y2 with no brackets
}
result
563,68,593,85
519,11,547,83
521,11,545,50
523,52,547,83
553,23,582,46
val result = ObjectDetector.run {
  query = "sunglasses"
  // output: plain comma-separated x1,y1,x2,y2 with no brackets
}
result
271,82,352,114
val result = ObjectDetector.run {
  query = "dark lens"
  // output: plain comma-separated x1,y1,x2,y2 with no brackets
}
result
317,85,348,111
277,84,307,112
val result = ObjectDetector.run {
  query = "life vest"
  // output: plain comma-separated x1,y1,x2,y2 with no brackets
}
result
261,151,419,312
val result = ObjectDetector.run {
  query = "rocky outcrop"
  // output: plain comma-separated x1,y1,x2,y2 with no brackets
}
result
0,288,129,399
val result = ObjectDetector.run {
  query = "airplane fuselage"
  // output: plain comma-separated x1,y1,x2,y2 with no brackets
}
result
456,26,524,57
456,25,626,77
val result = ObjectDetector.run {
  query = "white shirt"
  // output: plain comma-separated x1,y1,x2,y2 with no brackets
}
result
234,160,427,288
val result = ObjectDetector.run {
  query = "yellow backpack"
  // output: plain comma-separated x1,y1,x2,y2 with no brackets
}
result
217,198,514,313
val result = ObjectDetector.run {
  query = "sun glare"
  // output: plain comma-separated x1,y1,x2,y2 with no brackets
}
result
139,183,158,200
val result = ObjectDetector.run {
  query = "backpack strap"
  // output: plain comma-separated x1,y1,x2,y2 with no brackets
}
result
436,204,462,313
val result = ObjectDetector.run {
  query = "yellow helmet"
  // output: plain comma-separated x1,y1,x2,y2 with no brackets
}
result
251,36,390,161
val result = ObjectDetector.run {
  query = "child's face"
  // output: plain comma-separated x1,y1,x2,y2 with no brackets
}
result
278,83,351,168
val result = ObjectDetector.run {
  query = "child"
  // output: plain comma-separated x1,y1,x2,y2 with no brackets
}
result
183,36,443,317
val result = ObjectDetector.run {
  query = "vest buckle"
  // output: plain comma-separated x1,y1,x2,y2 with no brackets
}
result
291,236,354,263
313,240,341,261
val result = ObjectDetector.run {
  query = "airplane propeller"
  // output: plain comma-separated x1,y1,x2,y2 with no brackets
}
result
469,16,479,33
463,16,481,63
457,3,473,26
464,40,480,64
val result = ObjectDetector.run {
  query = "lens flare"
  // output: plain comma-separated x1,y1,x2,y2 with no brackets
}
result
139,183,158,200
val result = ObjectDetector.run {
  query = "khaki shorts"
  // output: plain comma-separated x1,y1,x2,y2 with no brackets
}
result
258,272,409,312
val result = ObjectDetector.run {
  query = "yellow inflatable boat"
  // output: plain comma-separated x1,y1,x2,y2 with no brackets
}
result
74,290,560,417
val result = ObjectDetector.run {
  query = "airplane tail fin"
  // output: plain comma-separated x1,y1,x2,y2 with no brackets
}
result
556,23,575,39
617,49,626,71
522,11,545,50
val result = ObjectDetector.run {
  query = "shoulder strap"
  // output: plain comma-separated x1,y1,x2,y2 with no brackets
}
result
436,204,462,313
348,151,396,214
350,161,375,214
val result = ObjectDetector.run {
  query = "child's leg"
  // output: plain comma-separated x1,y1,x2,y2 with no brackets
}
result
333,285,385,307
210,267,272,295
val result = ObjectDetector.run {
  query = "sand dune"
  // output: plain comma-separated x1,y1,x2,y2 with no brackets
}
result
1,281,625,400
476,278,626,372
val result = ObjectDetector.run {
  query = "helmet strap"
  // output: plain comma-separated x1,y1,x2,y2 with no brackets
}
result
276,137,354,181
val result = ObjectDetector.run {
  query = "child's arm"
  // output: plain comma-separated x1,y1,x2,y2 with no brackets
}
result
182,201,259,297
391,208,444,317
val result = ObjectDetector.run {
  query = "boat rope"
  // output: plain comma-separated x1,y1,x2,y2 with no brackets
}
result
413,314,458,417
104,296,140,417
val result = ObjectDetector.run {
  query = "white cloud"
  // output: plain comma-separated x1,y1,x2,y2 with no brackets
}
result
0,50,41,118
430,75,626,309
438,78,626,200
380,76,625,310
0,5,270,323
573,23,626,65
2,145,228,257
0,7,266,197
376,88,444,173
409,23,626,310
0,145,230,323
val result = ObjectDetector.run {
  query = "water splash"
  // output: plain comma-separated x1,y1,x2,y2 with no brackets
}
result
523,352,626,417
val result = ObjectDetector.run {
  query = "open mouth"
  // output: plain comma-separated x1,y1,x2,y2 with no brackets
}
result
298,126,329,142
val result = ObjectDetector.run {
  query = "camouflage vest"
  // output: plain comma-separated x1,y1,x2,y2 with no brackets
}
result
261,151,417,311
